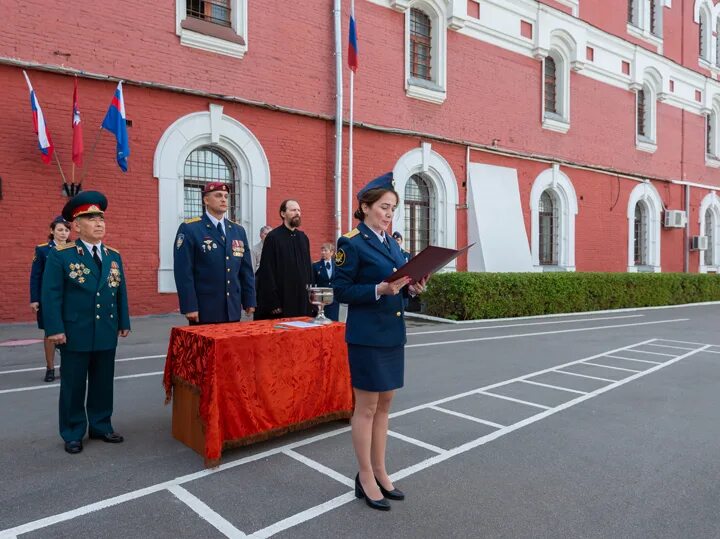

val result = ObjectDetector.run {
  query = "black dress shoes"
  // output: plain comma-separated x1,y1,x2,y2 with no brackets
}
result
355,473,390,511
89,432,124,443
64,441,82,454
376,477,405,500
43,368,55,383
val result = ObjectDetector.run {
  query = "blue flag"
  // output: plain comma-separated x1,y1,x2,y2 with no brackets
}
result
101,81,130,172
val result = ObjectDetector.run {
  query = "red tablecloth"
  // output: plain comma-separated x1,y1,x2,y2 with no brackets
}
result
163,318,353,463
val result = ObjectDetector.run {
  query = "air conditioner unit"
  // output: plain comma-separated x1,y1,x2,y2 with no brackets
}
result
690,235,709,250
664,210,687,228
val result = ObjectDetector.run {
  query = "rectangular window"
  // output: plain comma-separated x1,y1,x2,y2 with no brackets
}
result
410,9,432,81
187,0,231,27
544,57,557,115
637,89,646,138
707,115,714,156
706,211,715,266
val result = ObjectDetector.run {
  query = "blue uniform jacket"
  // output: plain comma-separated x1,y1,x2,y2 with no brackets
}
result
173,214,256,323
334,222,408,347
30,240,55,303
312,258,340,321
41,242,131,352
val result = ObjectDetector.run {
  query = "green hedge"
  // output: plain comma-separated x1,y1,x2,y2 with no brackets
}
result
423,272,720,320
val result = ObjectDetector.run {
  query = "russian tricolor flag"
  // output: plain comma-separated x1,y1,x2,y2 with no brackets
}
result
348,15,358,72
22,71,54,164
102,81,130,172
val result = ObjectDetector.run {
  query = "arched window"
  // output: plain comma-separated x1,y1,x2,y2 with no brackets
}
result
544,56,557,116
404,173,435,255
636,70,661,151
410,9,432,81
707,112,715,157
699,7,710,61
705,208,715,267
183,146,239,220
538,190,558,265
637,87,647,138
634,202,649,266
628,0,639,26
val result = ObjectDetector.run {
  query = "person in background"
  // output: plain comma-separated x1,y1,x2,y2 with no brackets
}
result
251,225,272,274
391,231,412,263
312,242,340,321
30,215,71,382
334,172,427,511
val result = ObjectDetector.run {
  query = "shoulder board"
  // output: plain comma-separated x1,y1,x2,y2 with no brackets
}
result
36,242,48,248
229,220,241,226
343,228,359,239
106,246,120,254
56,242,76,251
184,217,202,224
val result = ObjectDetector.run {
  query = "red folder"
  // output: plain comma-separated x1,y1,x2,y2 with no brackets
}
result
385,244,474,283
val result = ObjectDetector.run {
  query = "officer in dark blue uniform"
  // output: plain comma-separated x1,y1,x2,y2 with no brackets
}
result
311,242,340,321
173,182,256,324
334,172,427,511
391,231,412,263
30,215,71,382
42,191,131,454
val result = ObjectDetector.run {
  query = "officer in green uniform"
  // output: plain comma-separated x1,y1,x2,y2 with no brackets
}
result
41,191,131,454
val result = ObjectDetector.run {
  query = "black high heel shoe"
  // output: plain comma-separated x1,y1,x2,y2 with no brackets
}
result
375,476,405,500
355,473,390,511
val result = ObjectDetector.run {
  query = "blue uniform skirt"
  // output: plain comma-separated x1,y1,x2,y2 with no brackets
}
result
347,344,404,392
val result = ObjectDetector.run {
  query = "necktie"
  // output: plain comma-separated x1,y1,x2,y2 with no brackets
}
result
92,245,102,270
382,236,391,252
217,222,225,241
325,262,331,270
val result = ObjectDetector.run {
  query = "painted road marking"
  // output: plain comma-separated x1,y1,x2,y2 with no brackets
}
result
168,485,246,538
0,355,165,376
582,362,641,373
387,431,446,454
429,405,506,429
476,391,552,410
554,370,617,383
603,355,661,365
520,379,588,395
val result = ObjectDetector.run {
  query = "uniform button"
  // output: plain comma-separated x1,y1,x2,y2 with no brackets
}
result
110,314,114,318
392,268,397,272
226,256,229,260
227,280,230,284
96,315,100,319
226,292,230,296
396,312,401,317
97,304,101,308
227,268,230,272
97,292,100,297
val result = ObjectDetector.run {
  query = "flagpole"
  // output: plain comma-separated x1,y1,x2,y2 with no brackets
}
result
53,151,69,188
348,69,354,233
79,126,104,184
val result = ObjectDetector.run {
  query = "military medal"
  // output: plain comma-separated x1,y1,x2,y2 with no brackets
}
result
231,239,245,257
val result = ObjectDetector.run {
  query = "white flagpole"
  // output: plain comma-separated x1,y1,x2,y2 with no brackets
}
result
347,0,355,232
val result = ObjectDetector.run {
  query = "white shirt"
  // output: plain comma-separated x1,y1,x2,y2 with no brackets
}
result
81,240,103,261
206,211,225,235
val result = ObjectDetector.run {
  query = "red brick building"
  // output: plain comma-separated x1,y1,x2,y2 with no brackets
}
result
2,0,720,322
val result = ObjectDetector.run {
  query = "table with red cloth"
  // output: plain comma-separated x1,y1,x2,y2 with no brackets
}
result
163,318,353,465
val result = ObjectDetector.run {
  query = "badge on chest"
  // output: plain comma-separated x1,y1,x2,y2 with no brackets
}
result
231,239,245,257
108,260,122,288
201,237,218,253
68,263,90,284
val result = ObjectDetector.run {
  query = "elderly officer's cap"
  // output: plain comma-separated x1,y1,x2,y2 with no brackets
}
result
357,172,395,199
51,215,70,227
61,190,108,222
203,182,230,195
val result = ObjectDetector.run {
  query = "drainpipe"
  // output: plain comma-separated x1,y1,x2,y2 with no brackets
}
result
333,0,343,241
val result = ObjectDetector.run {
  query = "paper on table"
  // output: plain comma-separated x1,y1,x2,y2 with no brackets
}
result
275,321,319,329
385,244,474,283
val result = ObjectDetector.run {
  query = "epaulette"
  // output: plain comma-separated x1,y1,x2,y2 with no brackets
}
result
36,242,48,248
106,246,120,254
56,241,76,251
343,228,359,239
184,217,202,224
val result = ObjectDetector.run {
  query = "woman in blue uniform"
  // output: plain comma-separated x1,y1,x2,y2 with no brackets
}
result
30,215,71,382
334,172,427,511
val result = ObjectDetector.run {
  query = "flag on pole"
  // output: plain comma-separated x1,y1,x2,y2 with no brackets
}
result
71,77,84,167
22,71,54,164
348,15,358,72
101,81,130,172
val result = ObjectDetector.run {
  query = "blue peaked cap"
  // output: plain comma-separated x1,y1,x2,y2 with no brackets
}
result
357,172,395,199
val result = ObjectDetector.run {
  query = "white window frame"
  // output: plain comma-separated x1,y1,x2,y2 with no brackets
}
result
635,69,661,153
530,165,578,272
153,103,270,293
699,191,720,272
401,0,448,104
175,0,248,59
696,1,714,66
627,0,665,50
627,181,662,273
541,50,571,133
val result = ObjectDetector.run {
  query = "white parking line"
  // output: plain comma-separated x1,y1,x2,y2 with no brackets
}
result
406,315,643,336
167,485,246,538
520,379,587,395
623,349,675,357
582,362,642,373
387,431,446,454
429,405,506,429
554,370,617,383
603,355,661,365
0,354,165,376
0,372,164,395
646,343,695,351
476,391,552,410
656,338,720,346
283,449,354,488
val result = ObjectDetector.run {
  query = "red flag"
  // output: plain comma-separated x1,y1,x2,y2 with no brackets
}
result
71,77,84,166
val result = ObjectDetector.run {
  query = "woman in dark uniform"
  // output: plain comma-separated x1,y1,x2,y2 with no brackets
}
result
334,173,427,511
30,215,70,382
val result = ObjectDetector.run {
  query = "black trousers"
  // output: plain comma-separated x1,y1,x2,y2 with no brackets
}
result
58,349,116,442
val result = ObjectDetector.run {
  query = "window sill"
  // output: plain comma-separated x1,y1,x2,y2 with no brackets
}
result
699,265,718,274
627,264,661,273
706,155,720,168
542,115,570,134
535,265,576,272
626,23,663,52
636,138,657,153
406,79,446,104
179,18,247,59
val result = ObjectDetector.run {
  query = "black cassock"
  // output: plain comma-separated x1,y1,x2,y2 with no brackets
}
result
254,225,314,320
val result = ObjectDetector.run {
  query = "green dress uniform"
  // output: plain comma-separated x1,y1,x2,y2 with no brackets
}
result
41,192,131,446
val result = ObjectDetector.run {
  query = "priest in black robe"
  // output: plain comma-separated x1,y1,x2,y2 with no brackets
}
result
254,199,314,320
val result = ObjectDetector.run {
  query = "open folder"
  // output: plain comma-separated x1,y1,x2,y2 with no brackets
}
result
385,244,474,283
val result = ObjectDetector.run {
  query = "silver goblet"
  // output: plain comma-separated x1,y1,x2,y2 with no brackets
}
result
307,286,334,325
